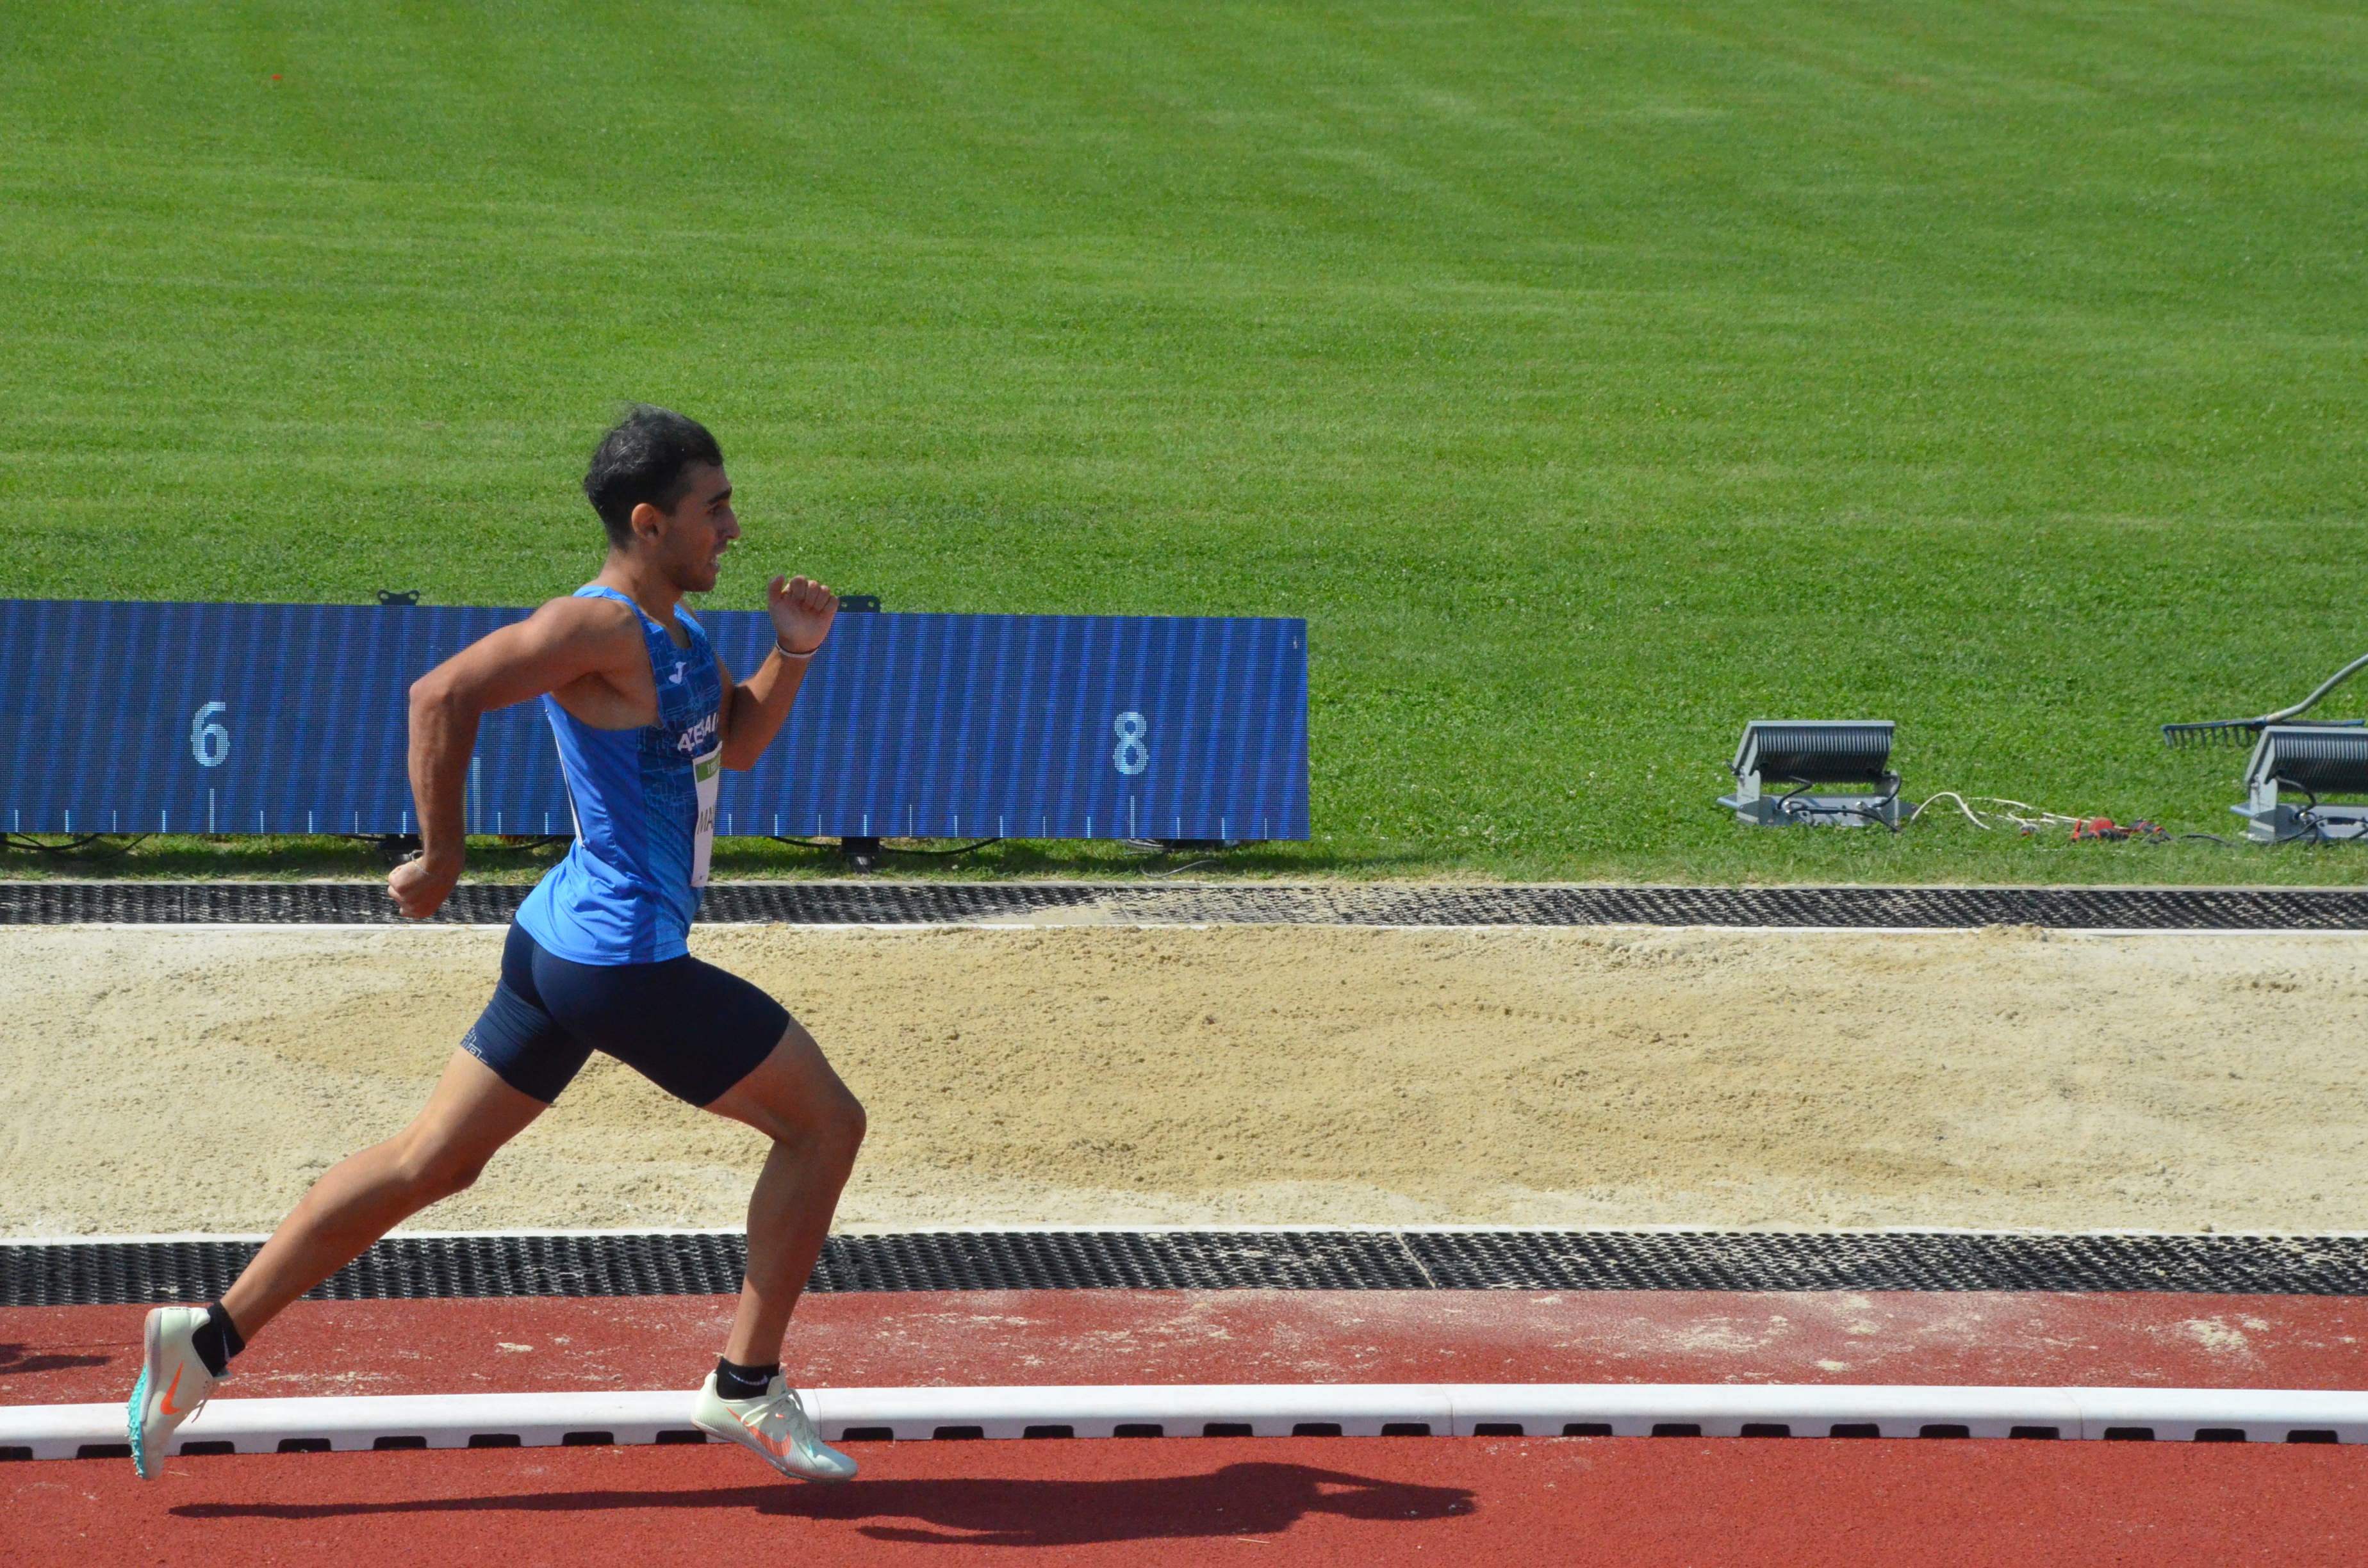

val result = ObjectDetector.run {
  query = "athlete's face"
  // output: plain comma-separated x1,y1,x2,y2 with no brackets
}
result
646,464,739,593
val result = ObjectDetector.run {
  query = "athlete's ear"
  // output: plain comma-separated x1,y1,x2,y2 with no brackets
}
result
627,499,668,547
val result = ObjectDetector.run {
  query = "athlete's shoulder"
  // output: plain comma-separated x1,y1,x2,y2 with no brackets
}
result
530,590,641,635
500,592,645,670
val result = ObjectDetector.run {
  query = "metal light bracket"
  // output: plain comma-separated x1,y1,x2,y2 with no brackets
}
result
2232,726,2368,843
1720,720,1902,829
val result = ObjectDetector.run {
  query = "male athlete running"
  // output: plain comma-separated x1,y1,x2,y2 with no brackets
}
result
126,405,866,1483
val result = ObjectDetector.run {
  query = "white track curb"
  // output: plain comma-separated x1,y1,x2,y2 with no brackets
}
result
6,1384,2364,1460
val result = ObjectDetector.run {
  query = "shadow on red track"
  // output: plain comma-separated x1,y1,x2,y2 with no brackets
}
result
0,1341,111,1377
171,1460,1478,1546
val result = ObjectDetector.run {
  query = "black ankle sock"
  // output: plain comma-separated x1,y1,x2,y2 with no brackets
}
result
189,1301,245,1378
714,1357,779,1400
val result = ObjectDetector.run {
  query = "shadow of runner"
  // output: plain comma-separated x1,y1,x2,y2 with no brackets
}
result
174,1460,1477,1546
0,1342,111,1376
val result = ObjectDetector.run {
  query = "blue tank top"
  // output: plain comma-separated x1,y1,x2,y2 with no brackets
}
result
514,585,725,965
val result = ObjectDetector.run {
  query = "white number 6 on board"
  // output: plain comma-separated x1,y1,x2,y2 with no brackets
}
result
190,701,230,768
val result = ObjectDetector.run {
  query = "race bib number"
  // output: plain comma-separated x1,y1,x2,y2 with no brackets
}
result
691,745,721,888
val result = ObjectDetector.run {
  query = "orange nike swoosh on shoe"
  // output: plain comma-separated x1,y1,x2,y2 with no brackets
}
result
159,1364,188,1417
738,1415,789,1455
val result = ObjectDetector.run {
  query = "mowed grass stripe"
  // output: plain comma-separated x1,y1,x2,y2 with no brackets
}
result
2,1,2364,883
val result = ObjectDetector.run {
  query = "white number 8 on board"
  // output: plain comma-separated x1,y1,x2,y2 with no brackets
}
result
190,701,230,768
1112,710,1148,776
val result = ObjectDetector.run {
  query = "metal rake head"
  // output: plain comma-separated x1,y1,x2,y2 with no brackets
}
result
2164,717,2368,748
2162,719,2265,748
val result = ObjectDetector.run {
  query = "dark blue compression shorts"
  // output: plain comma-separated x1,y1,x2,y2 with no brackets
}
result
460,922,789,1106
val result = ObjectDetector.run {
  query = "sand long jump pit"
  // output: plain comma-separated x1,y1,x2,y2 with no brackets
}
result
4,919,2365,1237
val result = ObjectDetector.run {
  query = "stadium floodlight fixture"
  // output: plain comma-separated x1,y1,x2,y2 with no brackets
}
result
2232,725,2368,843
1720,720,1901,829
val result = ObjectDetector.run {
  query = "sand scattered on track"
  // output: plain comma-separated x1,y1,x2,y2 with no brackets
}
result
4,922,2365,1236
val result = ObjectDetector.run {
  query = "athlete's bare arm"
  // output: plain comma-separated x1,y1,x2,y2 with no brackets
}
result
390,596,647,919
714,573,838,771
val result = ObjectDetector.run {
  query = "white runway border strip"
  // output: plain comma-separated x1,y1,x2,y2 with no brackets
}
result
6,1384,2365,1460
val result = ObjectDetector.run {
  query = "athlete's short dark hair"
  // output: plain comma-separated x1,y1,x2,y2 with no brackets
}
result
583,405,725,546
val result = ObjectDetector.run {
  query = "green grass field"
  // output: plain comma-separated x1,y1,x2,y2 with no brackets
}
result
4,1,2366,883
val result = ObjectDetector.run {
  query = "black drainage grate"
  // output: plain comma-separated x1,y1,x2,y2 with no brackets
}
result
12,1229,2368,1306
8,881,2368,930
1402,1229,2368,1293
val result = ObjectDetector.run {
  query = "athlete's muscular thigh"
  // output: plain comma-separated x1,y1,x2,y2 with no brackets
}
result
705,1020,866,1150
396,1049,550,1182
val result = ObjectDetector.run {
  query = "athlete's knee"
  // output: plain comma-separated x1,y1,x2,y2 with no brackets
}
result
763,1082,863,1163
411,1157,487,1202
828,1089,867,1155
796,1082,865,1159
390,1138,491,1200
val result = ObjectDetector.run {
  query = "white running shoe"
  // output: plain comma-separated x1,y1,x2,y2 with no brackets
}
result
691,1372,858,1483
127,1306,225,1480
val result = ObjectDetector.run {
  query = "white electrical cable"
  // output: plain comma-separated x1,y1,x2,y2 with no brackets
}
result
1909,794,2089,834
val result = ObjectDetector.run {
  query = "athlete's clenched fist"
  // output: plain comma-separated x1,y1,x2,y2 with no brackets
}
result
388,851,458,920
768,575,836,658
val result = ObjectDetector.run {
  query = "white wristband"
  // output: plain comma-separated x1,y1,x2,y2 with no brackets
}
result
775,639,819,661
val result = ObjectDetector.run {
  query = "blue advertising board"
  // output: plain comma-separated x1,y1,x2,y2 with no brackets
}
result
0,599,1308,842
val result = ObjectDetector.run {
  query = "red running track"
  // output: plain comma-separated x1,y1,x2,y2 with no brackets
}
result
13,1287,2368,1399
10,1289,2368,1565
13,1431,2368,1565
